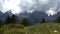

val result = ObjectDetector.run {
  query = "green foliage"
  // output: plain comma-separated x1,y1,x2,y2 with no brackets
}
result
0,19,1,23
5,14,16,24
0,24,25,34
57,16,60,23
41,18,46,23
20,18,29,26
0,23,1,27
25,23,60,34
5,15,11,24
1,23,60,34
10,14,17,23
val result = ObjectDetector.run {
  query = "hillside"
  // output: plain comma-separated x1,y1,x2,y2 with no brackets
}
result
0,23,60,34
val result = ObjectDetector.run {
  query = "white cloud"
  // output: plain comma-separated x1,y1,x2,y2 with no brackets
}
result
0,0,60,15
39,0,49,4
46,8,57,16
3,0,22,14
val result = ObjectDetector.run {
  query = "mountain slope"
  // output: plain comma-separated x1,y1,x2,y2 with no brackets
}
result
17,11,60,25
0,10,13,23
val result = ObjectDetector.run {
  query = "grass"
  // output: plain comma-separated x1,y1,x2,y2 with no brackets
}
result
0,23,60,34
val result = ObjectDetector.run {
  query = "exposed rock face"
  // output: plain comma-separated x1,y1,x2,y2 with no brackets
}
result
17,11,60,25
0,10,60,25
0,10,13,24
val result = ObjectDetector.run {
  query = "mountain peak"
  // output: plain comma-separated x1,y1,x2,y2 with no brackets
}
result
0,11,3,15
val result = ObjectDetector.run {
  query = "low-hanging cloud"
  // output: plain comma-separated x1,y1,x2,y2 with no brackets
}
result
0,0,60,15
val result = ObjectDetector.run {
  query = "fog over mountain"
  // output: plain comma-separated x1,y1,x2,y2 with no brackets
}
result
0,0,60,16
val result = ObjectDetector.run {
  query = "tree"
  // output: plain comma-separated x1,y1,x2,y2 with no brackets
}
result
10,14,17,23
5,15,11,24
20,18,29,26
56,16,60,23
0,20,1,23
0,19,2,26
41,18,46,23
5,14,17,24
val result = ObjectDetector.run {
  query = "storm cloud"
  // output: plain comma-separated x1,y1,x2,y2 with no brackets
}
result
0,0,60,15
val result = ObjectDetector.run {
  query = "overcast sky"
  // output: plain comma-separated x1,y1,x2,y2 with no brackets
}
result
0,0,60,16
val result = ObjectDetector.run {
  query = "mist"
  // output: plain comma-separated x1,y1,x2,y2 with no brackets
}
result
0,0,60,16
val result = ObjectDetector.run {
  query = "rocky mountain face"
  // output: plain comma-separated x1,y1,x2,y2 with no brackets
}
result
17,10,60,25
0,10,60,25
0,11,3,15
0,10,13,24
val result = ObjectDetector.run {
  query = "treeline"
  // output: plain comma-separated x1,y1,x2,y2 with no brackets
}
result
40,16,60,23
4,14,29,26
0,14,60,27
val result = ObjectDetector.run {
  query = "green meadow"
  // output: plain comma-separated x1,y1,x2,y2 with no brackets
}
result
0,23,60,34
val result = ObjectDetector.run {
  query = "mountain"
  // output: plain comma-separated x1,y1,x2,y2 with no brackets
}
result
0,10,13,24
0,10,60,25
17,10,60,25
0,11,3,15
28,11,48,25
0,10,12,18
17,10,48,25
17,12,31,20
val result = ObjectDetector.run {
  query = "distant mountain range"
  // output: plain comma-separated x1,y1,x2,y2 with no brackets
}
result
0,11,2,15
0,10,13,24
0,10,60,25
17,10,60,25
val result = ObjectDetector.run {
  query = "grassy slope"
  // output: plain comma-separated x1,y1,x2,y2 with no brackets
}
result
0,23,60,34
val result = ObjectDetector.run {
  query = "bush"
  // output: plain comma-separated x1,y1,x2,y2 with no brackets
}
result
56,16,60,23
5,14,17,24
19,18,29,26
41,18,46,23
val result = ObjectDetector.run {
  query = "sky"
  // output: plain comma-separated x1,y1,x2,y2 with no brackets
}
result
0,0,60,16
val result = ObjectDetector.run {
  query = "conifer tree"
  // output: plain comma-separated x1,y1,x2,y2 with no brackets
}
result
5,15,11,24
5,14,16,24
10,14,16,23
57,16,60,23
20,18,29,26
41,18,46,23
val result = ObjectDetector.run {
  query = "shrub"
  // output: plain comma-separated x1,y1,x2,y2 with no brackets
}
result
19,18,29,26
5,14,17,24
41,18,46,23
56,16,60,23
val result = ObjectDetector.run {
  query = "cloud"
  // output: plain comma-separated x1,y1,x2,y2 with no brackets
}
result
0,0,3,11
2,0,22,14
0,0,60,15
46,8,57,16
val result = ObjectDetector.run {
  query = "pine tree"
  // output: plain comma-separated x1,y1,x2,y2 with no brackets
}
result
5,15,11,24
57,16,60,23
20,18,29,26
41,18,46,23
10,14,16,23
0,19,2,27
5,14,16,24
0,19,1,25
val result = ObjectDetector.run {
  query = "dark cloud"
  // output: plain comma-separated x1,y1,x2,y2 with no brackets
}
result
0,0,60,14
